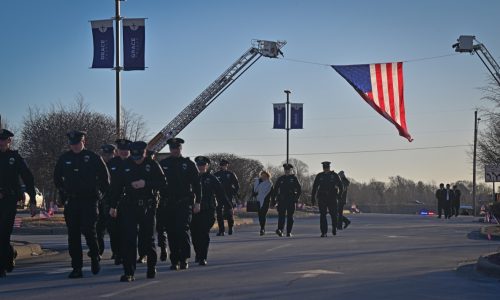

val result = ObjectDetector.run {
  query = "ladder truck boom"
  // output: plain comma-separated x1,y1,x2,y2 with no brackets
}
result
147,40,286,152
453,35,500,86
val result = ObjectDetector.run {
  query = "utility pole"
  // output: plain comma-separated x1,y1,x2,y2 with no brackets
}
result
114,0,122,138
472,110,480,216
285,90,291,164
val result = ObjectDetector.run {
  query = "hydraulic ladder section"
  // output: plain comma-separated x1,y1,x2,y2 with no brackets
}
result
148,40,286,152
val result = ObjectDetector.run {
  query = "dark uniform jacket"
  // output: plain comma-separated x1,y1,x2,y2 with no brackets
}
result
54,149,110,199
199,173,231,211
214,169,239,202
0,149,35,203
311,171,344,204
159,156,201,204
272,174,302,204
339,176,350,205
109,157,166,208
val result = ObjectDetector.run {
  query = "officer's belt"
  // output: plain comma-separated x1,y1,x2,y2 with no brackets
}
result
123,197,155,206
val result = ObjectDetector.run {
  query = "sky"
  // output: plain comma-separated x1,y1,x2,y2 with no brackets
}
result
1,0,500,184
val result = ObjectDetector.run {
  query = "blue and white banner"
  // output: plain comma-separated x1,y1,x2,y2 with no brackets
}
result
123,18,145,71
273,103,286,129
290,103,303,129
91,20,114,68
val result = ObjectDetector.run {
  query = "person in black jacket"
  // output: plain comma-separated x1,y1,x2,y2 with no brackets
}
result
435,183,445,218
158,138,201,271
0,129,36,278
272,164,301,237
54,130,110,279
214,159,239,236
337,171,351,230
452,185,461,217
191,156,232,266
109,141,167,282
311,162,344,237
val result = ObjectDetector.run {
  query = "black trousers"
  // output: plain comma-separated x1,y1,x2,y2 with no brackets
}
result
119,201,157,276
165,200,192,265
216,203,234,233
318,197,337,235
106,214,120,258
96,200,107,256
156,202,168,250
0,200,16,272
190,209,215,260
437,199,444,217
451,199,460,217
443,200,452,218
64,199,99,269
258,200,270,230
277,200,296,234
337,202,349,229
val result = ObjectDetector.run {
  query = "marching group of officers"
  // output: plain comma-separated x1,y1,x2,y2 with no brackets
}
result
435,183,462,219
0,128,352,281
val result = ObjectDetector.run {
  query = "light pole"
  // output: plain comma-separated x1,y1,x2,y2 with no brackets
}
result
472,110,481,216
284,90,291,164
114,0,123,138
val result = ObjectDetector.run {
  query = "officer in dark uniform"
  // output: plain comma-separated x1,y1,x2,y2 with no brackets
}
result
104,139,131,265
272,163,302,237
192,156,232,265
159,138,201,271
213,159,239,236
96,144,116,259
0,129,36,278
54,130,110,278
109,141,166,282
152,148,169,263
311,161,343,237
337,171,351,230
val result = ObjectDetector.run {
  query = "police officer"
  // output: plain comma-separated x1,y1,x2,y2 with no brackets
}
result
272,163,301,237
96,144,116,259
159,138,201,270
54,130,110,278
105,139,131,265
337,171,351,230
214,159,239,236
192,156,232,265
109,141,166,282
152,148,169,263
0,129,36,278
311,161,343,237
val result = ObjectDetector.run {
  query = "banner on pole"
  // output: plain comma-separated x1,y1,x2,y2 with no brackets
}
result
290,103,303,129
90,20,114,68
273,103,286,129
123,18,146,70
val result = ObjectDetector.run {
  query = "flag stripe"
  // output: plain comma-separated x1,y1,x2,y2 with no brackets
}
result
380,64,391,115
375,64,386,111
397,62,407,129
392,63,401,124
385,64,396,120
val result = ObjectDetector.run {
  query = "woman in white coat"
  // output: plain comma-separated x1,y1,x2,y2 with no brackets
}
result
252,170,273,236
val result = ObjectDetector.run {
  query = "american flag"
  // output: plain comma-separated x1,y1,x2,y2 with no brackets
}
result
332,62,412,142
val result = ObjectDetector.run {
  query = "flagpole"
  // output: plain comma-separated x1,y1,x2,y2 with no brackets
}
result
285,90,291,164
115,0,122,138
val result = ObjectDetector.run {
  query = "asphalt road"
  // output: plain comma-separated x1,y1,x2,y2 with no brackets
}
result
2,214,500,300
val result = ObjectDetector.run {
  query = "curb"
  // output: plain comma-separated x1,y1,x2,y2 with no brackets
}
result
476,252,500,278
12,241,43,259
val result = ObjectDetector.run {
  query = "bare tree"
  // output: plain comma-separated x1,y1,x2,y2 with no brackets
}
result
121,107,149,141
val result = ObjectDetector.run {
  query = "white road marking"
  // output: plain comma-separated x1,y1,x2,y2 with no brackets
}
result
265,243,291,252
99,281,159,298
286,269,343,278
45,267,83,275
386,235,408,238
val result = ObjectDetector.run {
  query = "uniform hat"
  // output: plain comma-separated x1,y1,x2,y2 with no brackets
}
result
220,159,229,166
321,161,331,168
0,129,14,140
115,139,132,150
166,137,184,148
129,141,147,160
67,130,86,145
100,144,116,154
283,163,293,170
195,156,210,166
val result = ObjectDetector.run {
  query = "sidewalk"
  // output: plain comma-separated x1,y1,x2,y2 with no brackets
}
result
476,224,500,277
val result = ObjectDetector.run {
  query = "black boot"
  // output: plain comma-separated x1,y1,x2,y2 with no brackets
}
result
68,268,83,278
275,229,283,237
147,267,157,279
91,257,101,275
160,248,167,262
228,226,233,235
120,274,135,282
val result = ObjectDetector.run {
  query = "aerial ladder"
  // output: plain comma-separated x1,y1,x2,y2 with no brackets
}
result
453,35,500,86
147,40,286,152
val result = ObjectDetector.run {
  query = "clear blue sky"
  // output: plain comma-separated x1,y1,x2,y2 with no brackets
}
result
1,0,499,183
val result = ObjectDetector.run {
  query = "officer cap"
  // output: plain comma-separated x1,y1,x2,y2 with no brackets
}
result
129,141,147,160
100,144,116,154
67,130,86,145
220,159,229,166
166,137,184,148
0,129,14,140
321,161,331,168
283,163,293,170
195,156,210,166
115,139,132,150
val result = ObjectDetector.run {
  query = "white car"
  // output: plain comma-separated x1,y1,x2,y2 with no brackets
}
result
20,187,44,208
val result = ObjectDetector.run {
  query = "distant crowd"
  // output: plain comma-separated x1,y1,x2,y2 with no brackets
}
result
435,183,461,219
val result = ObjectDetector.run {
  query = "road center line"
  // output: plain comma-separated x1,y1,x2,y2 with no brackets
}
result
99,281,159,298
265,243,291,252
